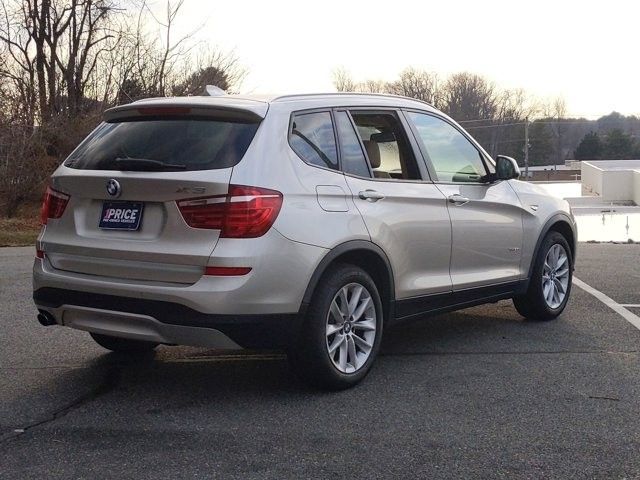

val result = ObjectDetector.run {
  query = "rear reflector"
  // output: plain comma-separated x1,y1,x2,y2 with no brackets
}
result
36,249,45,259
40,187,70,225
177,185,283,238
204,266,252,276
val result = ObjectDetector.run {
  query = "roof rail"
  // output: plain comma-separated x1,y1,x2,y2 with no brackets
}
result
270,92,433,107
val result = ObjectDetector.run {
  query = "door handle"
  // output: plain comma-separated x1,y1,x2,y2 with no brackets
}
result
358,190,385,202
448,194,470,206
359,190,386,202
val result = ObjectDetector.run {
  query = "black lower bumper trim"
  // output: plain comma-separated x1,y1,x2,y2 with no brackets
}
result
33,287,299,349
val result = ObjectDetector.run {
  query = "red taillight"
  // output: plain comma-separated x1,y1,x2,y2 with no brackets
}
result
36,249,45,259
176,185,283,238
204,266,252,276
40,187,69,225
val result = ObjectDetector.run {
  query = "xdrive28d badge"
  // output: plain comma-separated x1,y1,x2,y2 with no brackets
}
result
106,178,121,197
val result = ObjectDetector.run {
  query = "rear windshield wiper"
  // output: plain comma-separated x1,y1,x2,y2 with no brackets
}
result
112,157,187,171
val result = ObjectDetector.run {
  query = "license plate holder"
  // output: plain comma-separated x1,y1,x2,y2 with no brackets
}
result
99,201,144,231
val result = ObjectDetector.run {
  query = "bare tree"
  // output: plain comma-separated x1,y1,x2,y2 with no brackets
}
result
0,121,51,216
332,68,390,94
170,49,247,97
1,0,247,114
440,72,498,121
387,67,439,104
116,1,245,102
0,0,248,216
540,96,568,165
485,88,534,157
0,0,124,122
332,67,356,92
357,78,388,94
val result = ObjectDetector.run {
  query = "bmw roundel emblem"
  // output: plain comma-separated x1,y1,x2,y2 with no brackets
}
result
106,179,121,198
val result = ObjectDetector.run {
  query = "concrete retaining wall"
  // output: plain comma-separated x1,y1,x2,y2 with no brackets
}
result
581,161,640,204
601,170,635,201
581,162,602,196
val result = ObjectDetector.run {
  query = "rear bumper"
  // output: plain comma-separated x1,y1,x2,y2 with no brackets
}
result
32,228,326,348
34,227,327,315
34,287,300,348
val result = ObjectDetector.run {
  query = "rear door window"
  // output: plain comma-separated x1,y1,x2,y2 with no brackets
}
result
349,111,422,180
289,112,338,170
64,117,260,171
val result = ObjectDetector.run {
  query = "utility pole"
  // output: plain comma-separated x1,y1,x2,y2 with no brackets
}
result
524,117,529,180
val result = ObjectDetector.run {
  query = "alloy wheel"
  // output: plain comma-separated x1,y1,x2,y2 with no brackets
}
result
542,243,570,309
325,282,377,374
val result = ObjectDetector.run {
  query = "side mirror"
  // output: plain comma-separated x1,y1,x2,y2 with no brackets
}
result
495,155,521,180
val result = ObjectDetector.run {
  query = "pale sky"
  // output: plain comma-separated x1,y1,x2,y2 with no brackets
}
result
170,0,639,118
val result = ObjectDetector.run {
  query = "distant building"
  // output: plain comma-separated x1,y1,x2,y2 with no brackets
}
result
522,164,581,181
581,160,640,204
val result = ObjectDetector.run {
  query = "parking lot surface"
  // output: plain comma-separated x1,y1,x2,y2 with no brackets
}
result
1,244,639,479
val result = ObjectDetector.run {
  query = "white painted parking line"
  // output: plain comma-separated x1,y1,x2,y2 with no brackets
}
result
620,304,640,308
573,277,640,331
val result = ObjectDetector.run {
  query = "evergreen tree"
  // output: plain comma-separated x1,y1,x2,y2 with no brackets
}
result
528,121,553,165
574,132,602,160
602,129,636,159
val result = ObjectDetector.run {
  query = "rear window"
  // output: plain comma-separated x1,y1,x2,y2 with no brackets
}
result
64,117,260,171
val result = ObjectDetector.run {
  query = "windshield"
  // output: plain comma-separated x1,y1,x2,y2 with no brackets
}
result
64,117,260,171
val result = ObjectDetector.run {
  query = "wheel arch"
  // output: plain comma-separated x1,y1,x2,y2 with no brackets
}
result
300,240,396,322
527,213,577,281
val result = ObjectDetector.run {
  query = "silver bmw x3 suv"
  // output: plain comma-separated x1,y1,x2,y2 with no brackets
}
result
33,92,577,389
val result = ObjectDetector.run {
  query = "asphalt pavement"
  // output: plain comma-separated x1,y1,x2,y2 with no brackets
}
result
1,244,639,479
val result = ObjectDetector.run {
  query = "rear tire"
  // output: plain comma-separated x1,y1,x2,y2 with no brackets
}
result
90,333,158,353
513,231,573,321
288,263,384,390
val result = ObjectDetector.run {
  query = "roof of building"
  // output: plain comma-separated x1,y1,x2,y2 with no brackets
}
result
582,160,640,171
527,165,577,171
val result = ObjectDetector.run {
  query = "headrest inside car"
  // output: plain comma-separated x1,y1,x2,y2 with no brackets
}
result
363,140,381,168
370,131,396,143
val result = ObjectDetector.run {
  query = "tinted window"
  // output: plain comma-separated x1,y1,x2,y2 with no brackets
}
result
290,112,338,170
335,111,370,177
65,118,259,171
407,112,487,183
350,112,421,180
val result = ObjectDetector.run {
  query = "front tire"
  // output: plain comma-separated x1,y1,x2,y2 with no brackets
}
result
513,231,573,321
90,333,158,354
289,263,384,390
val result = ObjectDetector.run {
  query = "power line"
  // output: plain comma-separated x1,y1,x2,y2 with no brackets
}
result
457,118,498,123
534,120,607,125
458,117,630,124
462,119,619,130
